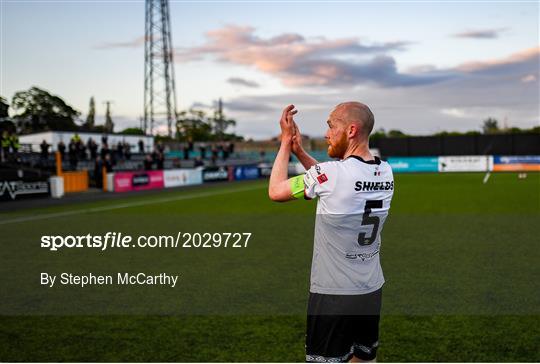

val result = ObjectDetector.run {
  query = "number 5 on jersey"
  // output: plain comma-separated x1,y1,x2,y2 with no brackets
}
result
358,200,383,246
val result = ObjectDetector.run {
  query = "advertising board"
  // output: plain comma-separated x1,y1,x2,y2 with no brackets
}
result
0,169,50,200
0,179,49,200
163,169,203,188
438,156,493,172
386,157,439,173
233,165,260,181
258,163,272,177
113,171,164,192
493,155,540,171
202,166,230,182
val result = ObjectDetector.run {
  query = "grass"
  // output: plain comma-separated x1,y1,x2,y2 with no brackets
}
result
0,172,539,361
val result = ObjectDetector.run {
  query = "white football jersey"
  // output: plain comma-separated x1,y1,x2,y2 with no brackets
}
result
303,156,394,295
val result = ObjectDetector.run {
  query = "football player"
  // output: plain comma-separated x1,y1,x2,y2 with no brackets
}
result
269,102,394,363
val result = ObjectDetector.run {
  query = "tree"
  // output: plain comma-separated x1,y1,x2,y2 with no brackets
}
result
0,97,15,132
119,127,145,135
387,129,407,138
0,96,9,119
176,109,213,141
84,96,95,130
482,117,499,134
11,87,80,133
370,128,386,141
104,101,114,133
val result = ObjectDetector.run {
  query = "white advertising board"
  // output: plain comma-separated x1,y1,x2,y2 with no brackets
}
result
163,169,203,188
438,156,493,172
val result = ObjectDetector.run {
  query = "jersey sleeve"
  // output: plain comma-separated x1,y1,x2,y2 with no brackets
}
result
304,162,335,199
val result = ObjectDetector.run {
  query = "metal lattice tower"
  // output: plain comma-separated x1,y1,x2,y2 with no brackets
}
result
144,0,178,137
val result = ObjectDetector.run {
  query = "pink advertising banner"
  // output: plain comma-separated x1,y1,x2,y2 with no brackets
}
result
113,171,164,192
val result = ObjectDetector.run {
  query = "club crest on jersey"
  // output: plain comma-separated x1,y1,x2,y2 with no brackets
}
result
315,164,322,175
317,173,328,184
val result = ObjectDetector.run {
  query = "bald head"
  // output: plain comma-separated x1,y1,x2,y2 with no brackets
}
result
331,101,375,139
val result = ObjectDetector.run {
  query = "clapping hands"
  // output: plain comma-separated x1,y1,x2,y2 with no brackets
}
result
279,104,304,155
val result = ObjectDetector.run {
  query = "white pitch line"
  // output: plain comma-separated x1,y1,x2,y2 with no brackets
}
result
0,184,264,226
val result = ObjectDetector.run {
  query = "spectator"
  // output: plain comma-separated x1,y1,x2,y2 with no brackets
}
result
156,152,164,170
104,154,113,173
40,139,50,160
151,149,158,164
194,156,204,168
144,154,153,170
101,134,108,146
68,139,78,170
79,142,87,160
217,143,224,160
199,143,207,160
138,139,144,153
10,133,19,155
1,131,10,161
182,143,190,160
57,140,66,160
259,149,266,162
88,138,98,160
222,142,230,160
211,144,218,161
94,156,103,188
100,143,109,159
124,142,131,160
71,133,81,144
228,141,235,156
71,133,83,160
157,141,165,154
116,142,124,160
188,138,194,153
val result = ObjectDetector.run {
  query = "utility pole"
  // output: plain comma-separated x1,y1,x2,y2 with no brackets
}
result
144,0,178,137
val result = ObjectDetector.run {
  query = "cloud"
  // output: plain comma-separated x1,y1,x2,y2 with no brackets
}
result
94,36,149,49
190,101,212,109
225,100,274,113
174,25,435,88
452,27,508,39
220,45,539,138
227,77,260,88
454,46,539,73
521,74,537,83
440,108,470,119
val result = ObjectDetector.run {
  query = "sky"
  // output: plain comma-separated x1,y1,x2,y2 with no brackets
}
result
1,0,539,139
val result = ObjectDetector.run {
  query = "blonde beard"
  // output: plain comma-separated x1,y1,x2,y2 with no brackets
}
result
327,132,348,159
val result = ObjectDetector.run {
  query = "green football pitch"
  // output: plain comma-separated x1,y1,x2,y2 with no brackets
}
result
1,172,539,362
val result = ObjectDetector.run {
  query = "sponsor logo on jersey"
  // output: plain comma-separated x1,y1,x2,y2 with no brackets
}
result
304,170,317,189
354,180,394,191
317,173,328,184
345,249,380,261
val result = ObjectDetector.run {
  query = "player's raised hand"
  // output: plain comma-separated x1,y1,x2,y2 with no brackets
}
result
279,104,297,143
291,120,304,155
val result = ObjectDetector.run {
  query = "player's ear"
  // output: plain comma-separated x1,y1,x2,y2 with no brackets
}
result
348,123,358,138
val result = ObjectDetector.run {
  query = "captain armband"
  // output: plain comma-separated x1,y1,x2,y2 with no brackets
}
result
289,174,305,199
